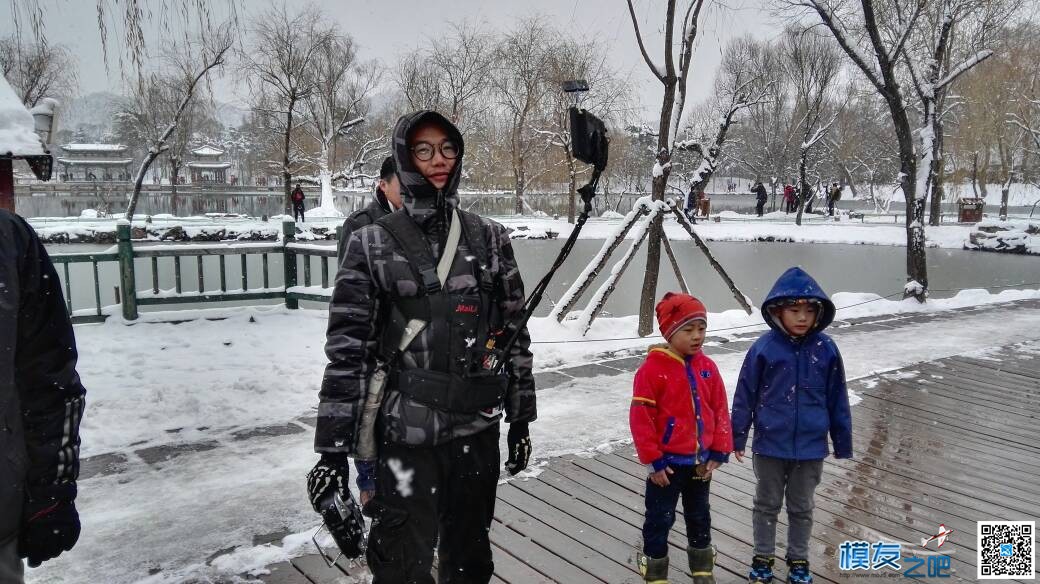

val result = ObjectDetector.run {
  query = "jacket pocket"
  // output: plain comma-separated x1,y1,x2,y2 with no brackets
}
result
661,416,676,445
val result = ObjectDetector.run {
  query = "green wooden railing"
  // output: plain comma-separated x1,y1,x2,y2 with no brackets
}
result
48,220,339,323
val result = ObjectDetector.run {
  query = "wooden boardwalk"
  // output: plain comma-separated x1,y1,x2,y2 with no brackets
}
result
263,340,1040,583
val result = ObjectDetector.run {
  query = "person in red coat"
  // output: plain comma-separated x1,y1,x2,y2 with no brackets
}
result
631,292,733,584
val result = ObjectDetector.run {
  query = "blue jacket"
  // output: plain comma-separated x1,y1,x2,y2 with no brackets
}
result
731,267,853,460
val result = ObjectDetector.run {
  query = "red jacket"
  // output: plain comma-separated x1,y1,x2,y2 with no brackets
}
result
630,347,733,471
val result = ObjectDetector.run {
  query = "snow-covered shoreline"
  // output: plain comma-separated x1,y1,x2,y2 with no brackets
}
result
28,210,1005,249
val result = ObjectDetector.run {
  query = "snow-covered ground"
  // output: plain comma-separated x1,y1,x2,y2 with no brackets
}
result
27,288,1040,583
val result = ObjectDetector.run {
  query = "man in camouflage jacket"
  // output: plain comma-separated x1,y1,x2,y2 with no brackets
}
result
309,111,536,583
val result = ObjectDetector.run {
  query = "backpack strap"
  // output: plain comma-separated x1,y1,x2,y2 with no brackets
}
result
458,209,493,292
376,211,441,294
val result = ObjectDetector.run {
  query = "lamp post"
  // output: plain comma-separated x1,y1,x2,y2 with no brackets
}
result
0,97,58,212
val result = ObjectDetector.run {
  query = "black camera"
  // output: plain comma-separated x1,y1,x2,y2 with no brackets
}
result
569,107,609,172
563,79,608,172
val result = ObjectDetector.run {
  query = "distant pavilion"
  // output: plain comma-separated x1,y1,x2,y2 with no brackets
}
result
56,143,133,181
187,145,232,184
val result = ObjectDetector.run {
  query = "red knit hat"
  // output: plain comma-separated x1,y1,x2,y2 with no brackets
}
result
655,292,708,340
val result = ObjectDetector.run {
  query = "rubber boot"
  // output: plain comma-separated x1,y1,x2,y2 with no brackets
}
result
748,554,774,583
687,546,716,584
638,553,669,583
786,558,813,584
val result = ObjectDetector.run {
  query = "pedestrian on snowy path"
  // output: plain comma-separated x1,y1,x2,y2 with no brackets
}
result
291,184,306,222
0,210,86,582
827,182,842,217
754,181,768,217
337,156,403,266
631,293,733,584
731,267,853,584
308,111,536,583
783,184,796,214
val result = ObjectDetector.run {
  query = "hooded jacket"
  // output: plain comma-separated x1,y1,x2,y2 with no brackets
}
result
0,211,86,544
316,111,535,452
631,346,733,471
730,267,853,460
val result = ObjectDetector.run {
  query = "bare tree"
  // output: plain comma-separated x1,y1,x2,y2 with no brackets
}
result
781,26,843,225
122,23,233,221
241,4,332,213
0,35,78,107
430,22,495,127
491,17,555,215
626,0,707,335
676,35,775,207
795,0,932,299
305,31,381,212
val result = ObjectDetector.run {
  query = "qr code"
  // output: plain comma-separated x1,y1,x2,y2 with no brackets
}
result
978,521,1035,579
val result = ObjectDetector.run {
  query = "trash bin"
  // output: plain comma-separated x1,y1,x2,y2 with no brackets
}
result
957,198,985,223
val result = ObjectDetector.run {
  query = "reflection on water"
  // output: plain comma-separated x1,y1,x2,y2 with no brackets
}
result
48,239,1038,318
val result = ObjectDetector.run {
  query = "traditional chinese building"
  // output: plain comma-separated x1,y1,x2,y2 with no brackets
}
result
187,145,232,184
56,143,133,182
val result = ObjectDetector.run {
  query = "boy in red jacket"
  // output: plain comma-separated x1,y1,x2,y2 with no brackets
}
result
631,292,734,584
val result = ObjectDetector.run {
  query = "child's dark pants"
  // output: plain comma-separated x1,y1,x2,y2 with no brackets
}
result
642,465,711,558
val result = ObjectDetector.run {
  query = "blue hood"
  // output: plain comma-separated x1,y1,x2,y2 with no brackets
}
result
761,267,835,334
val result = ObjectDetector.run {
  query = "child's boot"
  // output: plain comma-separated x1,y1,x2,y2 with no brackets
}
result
748,554,774,583
786,558,813,584
638,553,669,583
687,545,716,584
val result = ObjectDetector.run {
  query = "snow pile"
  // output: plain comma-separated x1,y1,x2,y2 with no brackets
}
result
0,74,44,156
600,210,625,219
966,219,1040,255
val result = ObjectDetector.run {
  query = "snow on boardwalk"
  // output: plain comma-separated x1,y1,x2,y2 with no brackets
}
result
34,300,1040,583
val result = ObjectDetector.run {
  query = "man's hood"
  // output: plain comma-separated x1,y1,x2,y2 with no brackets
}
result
761,267,836,335
391,110,465,225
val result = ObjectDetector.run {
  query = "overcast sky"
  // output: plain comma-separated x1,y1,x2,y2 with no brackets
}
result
2,0,783,122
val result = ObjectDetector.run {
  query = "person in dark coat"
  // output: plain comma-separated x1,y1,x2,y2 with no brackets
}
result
308,111,536,584
0,210,86,582
754,182,768,217
291,184,306,222
827,183,841,217
337,156,403,266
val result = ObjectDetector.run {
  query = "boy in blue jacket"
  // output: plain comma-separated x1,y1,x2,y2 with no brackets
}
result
731,267,852,584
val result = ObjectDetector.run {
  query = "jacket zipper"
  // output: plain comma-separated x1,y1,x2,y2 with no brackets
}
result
793,338,801,456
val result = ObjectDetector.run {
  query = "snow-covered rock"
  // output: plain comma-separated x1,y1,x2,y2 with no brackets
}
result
966,219,1040,255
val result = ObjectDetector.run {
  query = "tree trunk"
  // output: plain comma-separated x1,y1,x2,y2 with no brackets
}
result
514,165,525,215
891,98,926,299
796,153,808,226
127,148,163,221
170,158,180,197
638,77,678,337
283,98,296,215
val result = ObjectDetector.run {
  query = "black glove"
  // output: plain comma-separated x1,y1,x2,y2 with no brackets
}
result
505,422,532,476
19,483,80,568
307,454,350,514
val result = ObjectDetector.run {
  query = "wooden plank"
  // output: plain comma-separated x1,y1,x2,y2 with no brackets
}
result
860,375,1040,422
489,520,600,583
601,453,980,583
495,495,636,583
854,384,1038,438
134,245,281,257
932,358,1040,389
951,355,1040,380
561,455,844,581
258,561,310,584
916,360,1040,397
290,554,363,583
498,482,684,582
491,541,557,584
537,466,763,584
137,291,286,306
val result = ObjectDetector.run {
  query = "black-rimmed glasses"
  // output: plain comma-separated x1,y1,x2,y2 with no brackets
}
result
410,141,459,161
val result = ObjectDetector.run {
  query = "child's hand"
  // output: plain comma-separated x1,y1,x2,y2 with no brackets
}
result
734,450,745,463
704,460,722,476
649,467,673,487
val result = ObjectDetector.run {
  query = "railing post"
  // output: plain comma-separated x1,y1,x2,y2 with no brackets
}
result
116,220,139,320
283,219,298,309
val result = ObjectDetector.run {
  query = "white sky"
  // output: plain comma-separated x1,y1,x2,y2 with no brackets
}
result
2,0,783,122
